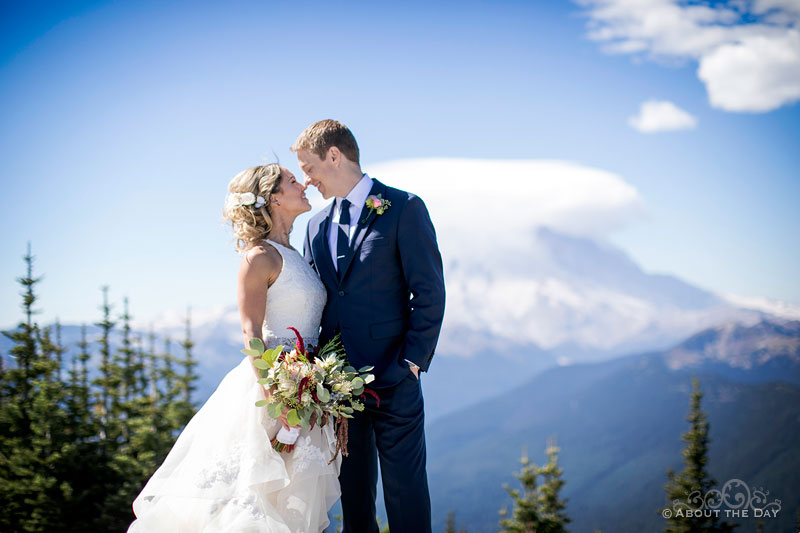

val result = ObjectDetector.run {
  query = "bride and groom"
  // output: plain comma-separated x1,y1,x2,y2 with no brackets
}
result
129,120,446,532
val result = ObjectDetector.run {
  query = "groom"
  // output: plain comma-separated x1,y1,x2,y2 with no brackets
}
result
294,120,445,533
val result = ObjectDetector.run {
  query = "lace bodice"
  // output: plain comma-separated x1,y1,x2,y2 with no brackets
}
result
262,240,326,350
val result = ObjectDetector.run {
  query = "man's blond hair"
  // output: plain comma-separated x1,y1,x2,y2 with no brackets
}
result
291,119,360,165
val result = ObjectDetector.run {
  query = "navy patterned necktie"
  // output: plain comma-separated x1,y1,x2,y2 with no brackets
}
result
336,199,351,279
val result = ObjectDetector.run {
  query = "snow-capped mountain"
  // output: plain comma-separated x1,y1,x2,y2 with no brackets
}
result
662,319,800,372
159,225,790,363
437,226,787,363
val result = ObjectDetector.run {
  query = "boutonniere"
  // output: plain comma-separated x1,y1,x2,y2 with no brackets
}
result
366,194,391,215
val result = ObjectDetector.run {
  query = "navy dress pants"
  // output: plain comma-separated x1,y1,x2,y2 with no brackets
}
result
339,370,431,533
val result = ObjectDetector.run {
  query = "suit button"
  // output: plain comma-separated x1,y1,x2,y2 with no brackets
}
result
338,290,345,297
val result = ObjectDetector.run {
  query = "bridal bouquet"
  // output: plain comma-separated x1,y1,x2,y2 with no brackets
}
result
242,328,377,461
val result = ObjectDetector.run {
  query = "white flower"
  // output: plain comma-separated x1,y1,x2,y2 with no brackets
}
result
225,191,262,211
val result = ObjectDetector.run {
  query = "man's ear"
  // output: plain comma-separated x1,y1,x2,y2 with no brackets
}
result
328,146,341,168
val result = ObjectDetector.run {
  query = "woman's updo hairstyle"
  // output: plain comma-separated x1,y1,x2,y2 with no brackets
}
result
223,163,283,252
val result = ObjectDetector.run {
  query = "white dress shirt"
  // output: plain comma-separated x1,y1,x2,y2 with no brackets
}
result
329,173,374,270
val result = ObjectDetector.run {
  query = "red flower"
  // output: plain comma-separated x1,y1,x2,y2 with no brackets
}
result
298,376,310,403
286,327,305,355
360,388,380,408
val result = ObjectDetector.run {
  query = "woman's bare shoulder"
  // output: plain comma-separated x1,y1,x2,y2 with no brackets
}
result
240,241,283,279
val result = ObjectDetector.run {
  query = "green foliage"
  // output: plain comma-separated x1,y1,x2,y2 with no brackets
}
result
662,377,737,533
0,244,199,532
445,510,466,533
499,438,570,533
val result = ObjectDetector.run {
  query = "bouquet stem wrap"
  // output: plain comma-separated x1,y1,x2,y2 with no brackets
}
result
271,426,300,453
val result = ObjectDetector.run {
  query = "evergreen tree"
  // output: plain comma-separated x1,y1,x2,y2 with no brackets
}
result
118,298,137,416
0,244,62,531
133,333,148,397
34,322,75,527
160,336,179,438
59,323,106,533
445,511,457,533
444,510,468,533
53,320,66,382
663,377,737,533
0,244,199,532
93,285,117,449
538,439,569,529
499,439,570,533
76,324,91,402
174,308,198,428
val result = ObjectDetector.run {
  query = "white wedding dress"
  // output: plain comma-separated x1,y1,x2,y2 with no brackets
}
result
129,240,341,533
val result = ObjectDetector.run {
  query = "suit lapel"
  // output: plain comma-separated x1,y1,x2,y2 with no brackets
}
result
338,179,387,281
312,202,338,288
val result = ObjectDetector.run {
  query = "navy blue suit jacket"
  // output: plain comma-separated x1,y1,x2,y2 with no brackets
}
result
303,179,445,388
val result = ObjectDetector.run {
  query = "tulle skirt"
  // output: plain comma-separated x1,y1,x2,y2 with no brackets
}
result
129,356,341,532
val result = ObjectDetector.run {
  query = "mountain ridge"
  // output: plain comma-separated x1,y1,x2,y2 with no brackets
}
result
424,318,800,532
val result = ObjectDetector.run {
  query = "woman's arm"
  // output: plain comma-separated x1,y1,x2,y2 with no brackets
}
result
237,244,281,380
236,244,290,429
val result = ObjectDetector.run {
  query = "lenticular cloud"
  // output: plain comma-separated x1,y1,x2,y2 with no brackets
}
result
368,158,644,244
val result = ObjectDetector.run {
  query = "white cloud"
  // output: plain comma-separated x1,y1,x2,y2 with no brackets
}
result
698,30,800,112
628,99,698,132
576,0,800,112
368,158,644,246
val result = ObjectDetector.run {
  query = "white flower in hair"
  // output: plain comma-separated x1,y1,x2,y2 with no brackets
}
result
225,191,267,211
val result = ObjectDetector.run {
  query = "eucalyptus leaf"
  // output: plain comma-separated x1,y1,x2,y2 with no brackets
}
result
255,399,268,407
358,365,374,373
343,366,356,374
316,383,330,403
352,387,364,397
267,402,283,419
241,348,261,357
286,409,300,427
251,359,269,369
249,338,265,353
301,408,312,425
364,374,375,384
257,378,270,385
351,377,364,389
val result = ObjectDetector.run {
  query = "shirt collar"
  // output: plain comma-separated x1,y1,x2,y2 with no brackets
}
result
336,173,373,211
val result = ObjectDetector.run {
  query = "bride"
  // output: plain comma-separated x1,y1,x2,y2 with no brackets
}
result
129,164,341,532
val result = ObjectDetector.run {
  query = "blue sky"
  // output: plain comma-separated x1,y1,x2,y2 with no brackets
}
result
1,0,798,327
